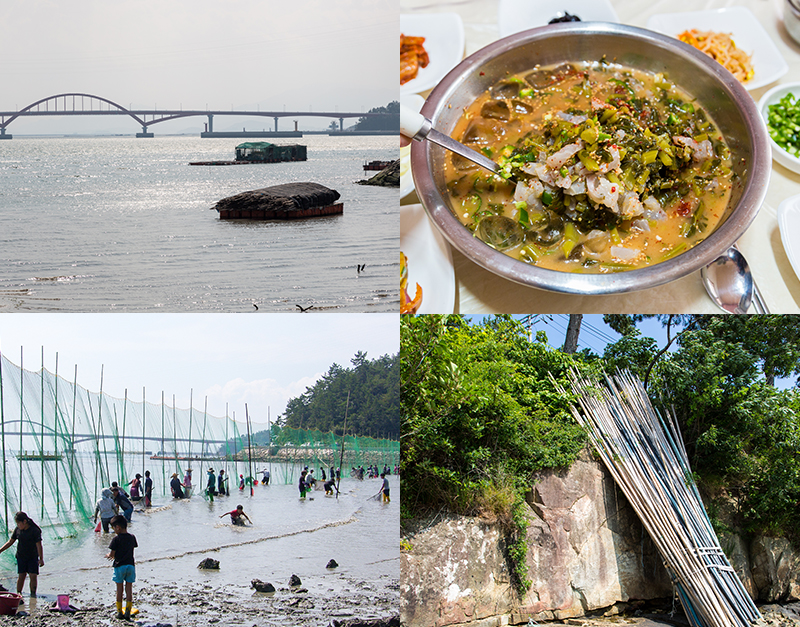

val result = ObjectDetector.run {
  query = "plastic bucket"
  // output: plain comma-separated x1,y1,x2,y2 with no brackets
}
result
0,592,22,615
57,594,70,610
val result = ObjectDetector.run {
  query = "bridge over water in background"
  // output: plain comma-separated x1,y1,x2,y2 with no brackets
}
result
0,92,396,138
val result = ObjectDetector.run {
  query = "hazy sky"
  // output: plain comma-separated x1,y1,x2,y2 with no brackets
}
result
0,0,397,134
0,314,399,427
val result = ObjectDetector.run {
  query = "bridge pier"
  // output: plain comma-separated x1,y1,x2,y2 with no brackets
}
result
0,128,11,140
136,125,154,138
274,117,279,132
339,117,344,131
207,114,214,133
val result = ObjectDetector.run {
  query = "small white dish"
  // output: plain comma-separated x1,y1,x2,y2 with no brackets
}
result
646,8,788,91
400,13,464,97
400,204,456,314
778,193,800,282
498,0,618,37
758,82,800,174
400,94,425,199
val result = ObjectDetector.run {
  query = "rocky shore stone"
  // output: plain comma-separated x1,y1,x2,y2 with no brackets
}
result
330,617,401,627
251,579,276,593
356,160,400,187
197,558,219,570
289,574,302,587
327,559,339,569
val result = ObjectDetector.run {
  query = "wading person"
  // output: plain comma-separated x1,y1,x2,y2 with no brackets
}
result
298,470,309,499
206,468,217,497
182,469,193,497
106,515,137,621
94,488,118,533
170,473,185,499
380,473,390,503
128,474,142,502
219,504,252,526
217,469,227,495
144,471,153,508
111,486,134,523
0,512,44,600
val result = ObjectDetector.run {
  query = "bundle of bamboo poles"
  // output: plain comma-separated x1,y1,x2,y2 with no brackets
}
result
560,369,760,627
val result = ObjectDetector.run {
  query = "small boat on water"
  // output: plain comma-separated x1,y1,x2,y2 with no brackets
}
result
363,160,392,171
190,142,307,166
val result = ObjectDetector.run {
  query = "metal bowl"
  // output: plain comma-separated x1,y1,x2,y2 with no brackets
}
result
410,22,771,295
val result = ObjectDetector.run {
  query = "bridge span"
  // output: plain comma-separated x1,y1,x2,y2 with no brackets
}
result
0,93,396,138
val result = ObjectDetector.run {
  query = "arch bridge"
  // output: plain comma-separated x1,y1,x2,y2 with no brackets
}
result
0,93,393,138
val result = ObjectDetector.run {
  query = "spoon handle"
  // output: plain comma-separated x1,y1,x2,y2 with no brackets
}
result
752,282,769,314
400,104,502,177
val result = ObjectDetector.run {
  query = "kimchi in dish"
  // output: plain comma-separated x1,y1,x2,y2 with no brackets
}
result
444,61,735,273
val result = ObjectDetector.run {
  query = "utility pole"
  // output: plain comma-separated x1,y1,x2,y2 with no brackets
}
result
562,314,583,354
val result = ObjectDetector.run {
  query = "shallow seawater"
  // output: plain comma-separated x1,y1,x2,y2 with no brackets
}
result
1,474,400,624
0,135,399,312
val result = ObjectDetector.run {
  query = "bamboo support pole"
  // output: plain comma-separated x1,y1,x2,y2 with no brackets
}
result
0,348,8,533
54,352,59,516
18,348,23,510
69,364,77,511
562,370,760,627
40,347,44,519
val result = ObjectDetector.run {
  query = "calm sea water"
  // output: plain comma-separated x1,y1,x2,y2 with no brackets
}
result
0,135,399,312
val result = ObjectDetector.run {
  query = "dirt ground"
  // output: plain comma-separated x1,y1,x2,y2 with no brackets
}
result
0,574,399,627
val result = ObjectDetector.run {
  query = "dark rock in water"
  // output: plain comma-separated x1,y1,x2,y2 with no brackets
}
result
289,574,302,587
357,160,400,187
251,579,275,593
326,559,339,569
330,616,401,627
213,182,342,220
197,558,220,570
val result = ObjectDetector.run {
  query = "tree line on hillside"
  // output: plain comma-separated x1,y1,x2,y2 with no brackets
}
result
401,315,800,590
215,351,398,455
282,351,398,438
350,101,399,131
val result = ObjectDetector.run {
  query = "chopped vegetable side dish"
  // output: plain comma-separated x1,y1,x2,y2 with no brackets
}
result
767,92,800,157
444,61,735,273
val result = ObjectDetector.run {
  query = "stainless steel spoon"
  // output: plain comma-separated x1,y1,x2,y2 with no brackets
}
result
701,245,769,314
400,104,503,177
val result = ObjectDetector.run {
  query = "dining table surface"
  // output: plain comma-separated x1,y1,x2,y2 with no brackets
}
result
400,0,800,313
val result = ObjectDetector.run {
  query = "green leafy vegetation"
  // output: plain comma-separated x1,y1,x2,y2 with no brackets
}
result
282,351,399,439
401,315,599,594
402,314,800,595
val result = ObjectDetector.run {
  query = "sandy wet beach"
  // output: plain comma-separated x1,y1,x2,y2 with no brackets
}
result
0,475,399,626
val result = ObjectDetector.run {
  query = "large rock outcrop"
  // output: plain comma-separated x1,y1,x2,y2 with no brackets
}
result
402,450,800,627
401,450,672,627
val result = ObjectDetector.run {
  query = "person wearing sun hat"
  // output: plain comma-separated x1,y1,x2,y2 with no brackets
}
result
206,468,217,497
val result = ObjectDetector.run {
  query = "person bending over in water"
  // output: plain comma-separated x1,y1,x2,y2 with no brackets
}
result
0,511,44,600
220,504,252,526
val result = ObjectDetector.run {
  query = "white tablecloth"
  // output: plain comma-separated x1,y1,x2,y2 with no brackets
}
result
400,0,800,313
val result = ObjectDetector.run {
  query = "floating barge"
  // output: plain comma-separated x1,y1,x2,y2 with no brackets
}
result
190,141,307,166
363,159,393,171
213,182,343,220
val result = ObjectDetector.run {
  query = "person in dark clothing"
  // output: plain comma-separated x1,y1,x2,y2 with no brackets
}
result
206,468,217,497
0,512,44,599
106,514,137,620
144,471,153,508
217,469,227,495
111,486,134,522
170,473,185,499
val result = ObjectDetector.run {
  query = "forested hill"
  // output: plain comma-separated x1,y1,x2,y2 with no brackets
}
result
281,351,398,439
